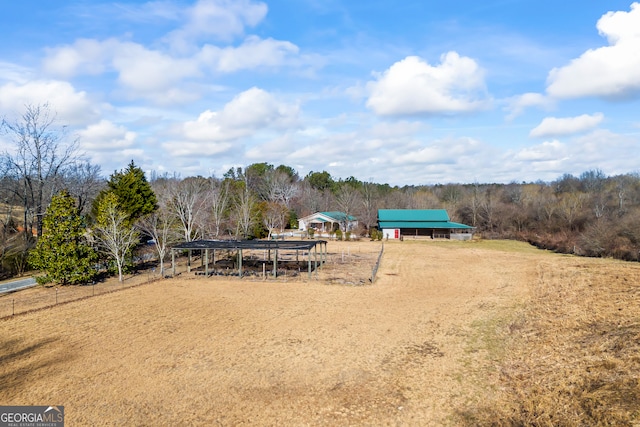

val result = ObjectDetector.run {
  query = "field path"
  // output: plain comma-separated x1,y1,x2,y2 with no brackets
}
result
0,240,545,426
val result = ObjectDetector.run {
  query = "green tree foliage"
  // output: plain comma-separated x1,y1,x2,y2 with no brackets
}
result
29,190,97,285
93,160,157,225
305,171,335,192
288,209,298,229
245,162,274,178
223,166,244,181
275,164,299,181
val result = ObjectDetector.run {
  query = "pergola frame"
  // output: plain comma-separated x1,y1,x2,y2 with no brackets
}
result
170,239,328,280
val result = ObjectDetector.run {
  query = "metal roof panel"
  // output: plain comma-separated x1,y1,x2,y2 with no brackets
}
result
378,221,473,229
378,209,450,222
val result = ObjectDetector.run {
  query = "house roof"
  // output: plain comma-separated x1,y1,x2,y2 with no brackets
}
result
377,209,473,230
378,221,473,229
301,211,357,222
378,209,450,222
321,211,356,221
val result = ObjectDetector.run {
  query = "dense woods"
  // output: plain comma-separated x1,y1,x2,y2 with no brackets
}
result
2,106,640,283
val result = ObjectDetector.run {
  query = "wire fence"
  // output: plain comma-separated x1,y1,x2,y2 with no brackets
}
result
0,272,163,319
1,242,386,318
370,243,384,283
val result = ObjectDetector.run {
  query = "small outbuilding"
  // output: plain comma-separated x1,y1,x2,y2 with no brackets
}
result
378,209,474,240
298,211,358,233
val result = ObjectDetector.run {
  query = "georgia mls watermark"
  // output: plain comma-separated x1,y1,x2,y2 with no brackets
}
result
0,406,64,427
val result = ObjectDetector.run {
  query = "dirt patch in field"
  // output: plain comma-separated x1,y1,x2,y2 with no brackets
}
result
2,240,633,425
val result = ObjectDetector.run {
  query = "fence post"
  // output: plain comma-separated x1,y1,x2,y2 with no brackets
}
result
56,288,58,305
370,243,384,284
12,299,15,316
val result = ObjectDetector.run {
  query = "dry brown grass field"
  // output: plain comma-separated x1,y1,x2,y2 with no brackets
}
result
1,239,639,426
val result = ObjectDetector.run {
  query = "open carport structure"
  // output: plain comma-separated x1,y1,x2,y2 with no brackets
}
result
170,239,328,279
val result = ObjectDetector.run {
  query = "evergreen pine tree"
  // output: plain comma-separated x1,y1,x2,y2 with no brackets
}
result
93,160,157,225
29,190,97,285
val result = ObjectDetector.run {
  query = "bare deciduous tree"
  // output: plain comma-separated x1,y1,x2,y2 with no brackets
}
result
168,177,208,242
62,161,104,215
139,181,180,275
1,103,81,237
263,170,299,207
232,179,257,239
207,178,229,238
262,201,288,238
357,182,380,230
335,184,361,231
558,192,587,231
93,192,139,282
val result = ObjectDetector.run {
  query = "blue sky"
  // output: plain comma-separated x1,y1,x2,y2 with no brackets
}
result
1,0,639,185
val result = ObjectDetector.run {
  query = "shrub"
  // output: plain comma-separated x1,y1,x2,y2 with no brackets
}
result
370,229,383,241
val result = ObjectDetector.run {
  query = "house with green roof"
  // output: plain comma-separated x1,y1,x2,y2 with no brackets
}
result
378,209,474,240
298,211,358,234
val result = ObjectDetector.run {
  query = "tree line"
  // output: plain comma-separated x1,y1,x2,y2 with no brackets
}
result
2,104,640,284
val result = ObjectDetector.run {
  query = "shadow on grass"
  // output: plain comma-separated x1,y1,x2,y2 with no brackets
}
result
0,336,72,398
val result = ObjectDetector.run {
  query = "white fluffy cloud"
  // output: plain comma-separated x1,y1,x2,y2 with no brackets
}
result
0,80,98,125
164,0,268,50
44,39,201,102
509,130,639,177
199,36,299,72
183,87,298,140
366,53,489,116
547,3,640,99
164,87,299,157
571,129,638,170
505,92,554,120
513,140,567,162
529,113,604,138
77,120,137,151
43,35,297,104
0,62,33,84
42,38,112,78
111,43,200,95
390,136,482,166
39,0,299,105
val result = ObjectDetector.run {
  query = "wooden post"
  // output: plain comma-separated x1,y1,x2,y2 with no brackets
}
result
314,244,318,278
273,249,278,277
172,250,176,276
239,249,243,278
205,249,209,276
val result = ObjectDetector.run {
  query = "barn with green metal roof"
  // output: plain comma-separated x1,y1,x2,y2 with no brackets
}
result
378,209,474,240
